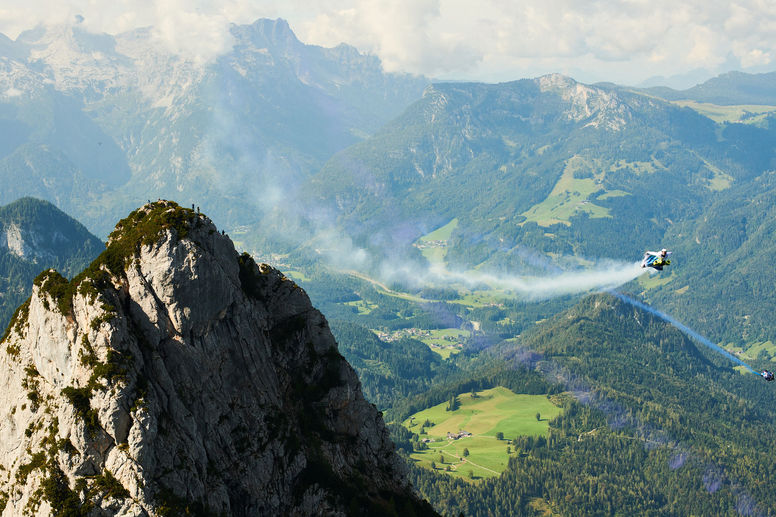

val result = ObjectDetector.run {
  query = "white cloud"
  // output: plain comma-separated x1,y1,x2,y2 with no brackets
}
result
1,0,775,83
300,0,483,74
0,0,291,62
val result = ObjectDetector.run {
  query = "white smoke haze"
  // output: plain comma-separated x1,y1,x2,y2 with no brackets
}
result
289,210,646,300
428,261,645,300
369,255,645,301
308,228,373,272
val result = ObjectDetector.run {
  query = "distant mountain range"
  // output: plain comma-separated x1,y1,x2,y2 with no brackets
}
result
641,71,776,105
0,19,428,236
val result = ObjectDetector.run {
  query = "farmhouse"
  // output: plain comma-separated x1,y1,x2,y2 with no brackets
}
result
446,430,472,440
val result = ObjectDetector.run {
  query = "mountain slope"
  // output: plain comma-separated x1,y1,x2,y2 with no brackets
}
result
0,200,436,516
306,74,767,267
0,197,102,329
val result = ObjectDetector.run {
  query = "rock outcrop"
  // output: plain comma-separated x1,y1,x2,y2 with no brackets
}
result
0,201,436,516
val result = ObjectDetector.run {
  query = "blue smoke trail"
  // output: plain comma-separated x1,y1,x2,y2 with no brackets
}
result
608,291,758,375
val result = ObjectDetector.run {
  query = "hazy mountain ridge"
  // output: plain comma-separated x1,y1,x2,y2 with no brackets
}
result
642,71,776,105
0,19,428,237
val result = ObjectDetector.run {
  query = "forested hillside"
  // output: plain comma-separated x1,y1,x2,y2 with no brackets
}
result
405,293,776,515
640,163,776,349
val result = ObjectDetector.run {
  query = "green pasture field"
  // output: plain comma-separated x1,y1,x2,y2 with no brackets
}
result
744,340,776,361
418,328,470,358
726,340,776,363
416,218,459,265
521,156,611,227
403,387,563,480
688,151,734,191
597,189,630,200
733,365,751,375
637,270,675,290
421,246,446,265
419,218,459,242
344,299,377,314
706,172,733,191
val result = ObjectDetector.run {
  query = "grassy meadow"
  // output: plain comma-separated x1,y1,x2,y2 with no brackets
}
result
521,155,612,227
403,387,563,480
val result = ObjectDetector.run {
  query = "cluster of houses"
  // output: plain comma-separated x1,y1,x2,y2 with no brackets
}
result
418,431,471,444
374,328,465,353
413,240,447,250
375,327,429,342
446,430,472,440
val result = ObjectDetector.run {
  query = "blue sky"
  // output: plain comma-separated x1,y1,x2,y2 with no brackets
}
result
1,0,775,87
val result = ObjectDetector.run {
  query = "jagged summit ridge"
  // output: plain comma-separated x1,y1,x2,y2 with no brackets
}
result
0,200,433,516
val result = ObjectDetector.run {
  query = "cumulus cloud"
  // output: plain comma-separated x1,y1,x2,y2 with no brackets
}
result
294,0,776,83
300,0,483,74
0,0,775,83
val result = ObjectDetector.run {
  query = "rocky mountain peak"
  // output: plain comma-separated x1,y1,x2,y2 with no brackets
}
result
536,72,577,90
241,18,301,49
537,73,630,130
0,200,434,516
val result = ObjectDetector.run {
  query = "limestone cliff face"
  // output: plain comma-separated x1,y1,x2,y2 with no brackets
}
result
0,201,434,516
